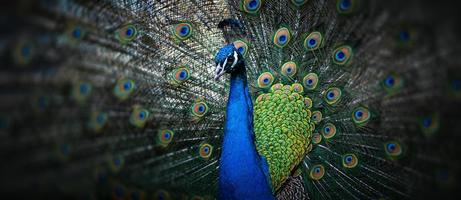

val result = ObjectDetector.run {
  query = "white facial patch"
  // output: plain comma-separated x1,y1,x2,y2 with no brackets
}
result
214,51,239,81
214,58,227,80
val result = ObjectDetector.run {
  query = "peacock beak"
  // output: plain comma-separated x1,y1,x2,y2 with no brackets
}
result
214,51,239,81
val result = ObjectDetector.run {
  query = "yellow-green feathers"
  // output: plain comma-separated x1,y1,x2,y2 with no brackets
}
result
254,83,315,191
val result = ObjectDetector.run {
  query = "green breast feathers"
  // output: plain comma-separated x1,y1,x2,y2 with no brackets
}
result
254,83,315,191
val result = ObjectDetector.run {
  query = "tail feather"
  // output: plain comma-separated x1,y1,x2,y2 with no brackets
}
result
0,0,460,199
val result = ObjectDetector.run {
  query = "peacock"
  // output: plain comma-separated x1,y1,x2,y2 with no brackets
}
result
1,0,461,199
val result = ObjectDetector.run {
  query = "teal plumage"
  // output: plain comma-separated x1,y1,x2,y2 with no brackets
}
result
0,0,461,199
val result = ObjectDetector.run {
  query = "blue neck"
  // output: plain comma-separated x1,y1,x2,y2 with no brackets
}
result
218,65,274,200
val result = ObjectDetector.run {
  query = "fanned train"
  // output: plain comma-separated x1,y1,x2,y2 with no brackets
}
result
0,0,461,199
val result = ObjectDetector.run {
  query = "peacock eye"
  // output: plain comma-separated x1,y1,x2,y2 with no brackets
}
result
109,155,125,173
158,129,174,147
311,110,323,124
191,102,209,117
384,141,402,157
303,73,319,90
73,82,92,104
281,61,297,77
352,106,371,126
321,123,337,139
399,30,410,42
72,26,82,39
178,71,187,80
309,164,325,180
337,0,357,14
324,87,342,105
130,106,149,128
273,27,292,48
269,83,283,92
233,40,249,57
304,32,323,51
312,132,322,144
199,143,213,159
242,0,262,14
304,97,313,109
342,154,358,168
257,72,274,89
170,67,191,85
123,82,131,90
80,83,90,94
14,41,34,66
116,24,138,44
173,22,193,41
97,113,106,124
113,78,135,101
89,111,108,132
21,45,30,57
138,111,146,119
420,114,439,136
385,76,394,87
332,45,353,65
291,83,304,93
382,72,403,94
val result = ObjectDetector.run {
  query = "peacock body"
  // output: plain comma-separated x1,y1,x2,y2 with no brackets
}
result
1,0,461,199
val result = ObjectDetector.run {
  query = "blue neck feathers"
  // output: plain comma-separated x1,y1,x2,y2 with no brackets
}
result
218,63,274,200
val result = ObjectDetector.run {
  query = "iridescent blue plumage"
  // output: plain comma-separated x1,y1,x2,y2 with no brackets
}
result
215,45,274,200
215,44,236,64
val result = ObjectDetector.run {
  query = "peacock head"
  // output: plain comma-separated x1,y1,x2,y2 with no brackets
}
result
214,44,243,80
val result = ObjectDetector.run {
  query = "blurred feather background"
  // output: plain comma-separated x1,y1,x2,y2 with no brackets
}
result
0,0,461,199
